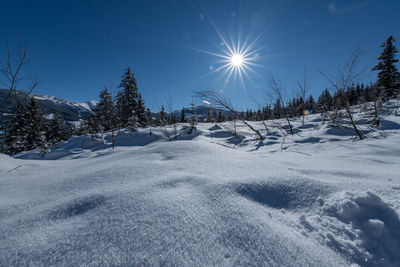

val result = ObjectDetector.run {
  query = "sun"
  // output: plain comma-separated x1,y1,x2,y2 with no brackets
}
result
201,30,266,93
190,12,268,93
230,53,244,67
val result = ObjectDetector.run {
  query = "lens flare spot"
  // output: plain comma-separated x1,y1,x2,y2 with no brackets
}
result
231,54,244,67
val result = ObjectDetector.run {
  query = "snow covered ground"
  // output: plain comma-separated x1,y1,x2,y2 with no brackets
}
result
1,101,400,266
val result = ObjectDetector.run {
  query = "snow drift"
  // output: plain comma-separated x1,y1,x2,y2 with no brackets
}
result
1,100,400,266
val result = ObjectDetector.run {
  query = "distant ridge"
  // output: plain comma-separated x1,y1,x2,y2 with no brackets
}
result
0,89,96,126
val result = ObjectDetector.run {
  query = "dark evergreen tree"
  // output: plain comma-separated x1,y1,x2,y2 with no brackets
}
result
93,87,114,131
248,110,253,120
117,67,139,126
115,90,128,127
78,119,90,136
217,111,224,122
355,84,363,103
273,99,282,119
158,105,167,126
256,109,262,121
4,102,27,154
24,98,47,151
180,107,186,123
213,110,217,122
305,95,316,113
39,130,49,155
372,35,400,98
46,113,70,146
145,108,153,126
207,109,212,122
317,89,332,112
297,97,305,117
87,115,100,137
127,112,138,132
136,93,147,126
346,85,357,105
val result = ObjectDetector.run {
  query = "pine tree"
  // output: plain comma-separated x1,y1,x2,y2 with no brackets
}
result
256,109,262,121
347,85,357,105
372,35,400,98
306,95,316,113
158,105,167,126
25,98,46,151
207,109,212,122
180,107,186,122
127,113,138,132
78,119,90,136
118,67,139,124
317,89,332,112
115,90,128,127
46,113,69,146
87,115,100,137
273,99,282,119
217,111,224,122
39,130,49,155
94,87,114,131
4,102,28,154
136,93,146,126
355,84,363,103
213,110,217,122
297,97,305,117
145,108,153,126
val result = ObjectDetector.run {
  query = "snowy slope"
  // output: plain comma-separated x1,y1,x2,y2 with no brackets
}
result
0,89,96,125
1,101,400,266
33,95,96,113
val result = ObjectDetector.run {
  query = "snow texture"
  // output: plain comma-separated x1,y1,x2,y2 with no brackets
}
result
1,100,400,266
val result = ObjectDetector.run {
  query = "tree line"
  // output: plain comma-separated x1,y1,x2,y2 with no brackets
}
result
237,83,378,122
87,67,151,134
202,36,398,137
1,35,399,154
1,98,71,154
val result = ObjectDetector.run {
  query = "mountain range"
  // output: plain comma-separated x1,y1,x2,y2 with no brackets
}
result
0,89,233,126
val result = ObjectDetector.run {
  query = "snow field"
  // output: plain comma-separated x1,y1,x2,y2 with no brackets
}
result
1,100,400,266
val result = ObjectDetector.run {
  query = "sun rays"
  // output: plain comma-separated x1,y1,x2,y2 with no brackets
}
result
193,9,270,95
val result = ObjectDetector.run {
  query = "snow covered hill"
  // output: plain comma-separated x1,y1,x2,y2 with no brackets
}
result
1,100,400,266
0,89,96,125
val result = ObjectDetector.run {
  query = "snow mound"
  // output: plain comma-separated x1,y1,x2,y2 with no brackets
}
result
16,129,164,160
378,119,400,130
157,176,206,189
174,126,202,140
235,179,330,210
49,194,107,220
300,191,400,266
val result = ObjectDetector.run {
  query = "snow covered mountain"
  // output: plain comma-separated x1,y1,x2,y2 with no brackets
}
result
0,89,96,125
0,89,229,124
1,100,400,266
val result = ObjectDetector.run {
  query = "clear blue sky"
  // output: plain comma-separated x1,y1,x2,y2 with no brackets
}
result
1,0,399,111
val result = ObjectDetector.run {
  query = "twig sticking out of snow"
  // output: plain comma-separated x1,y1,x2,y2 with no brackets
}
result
7,165,21,173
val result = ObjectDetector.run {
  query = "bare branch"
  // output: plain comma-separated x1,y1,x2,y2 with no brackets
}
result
318,46,364,140
0,33,43,153
268,77,294,135
195,90,264,140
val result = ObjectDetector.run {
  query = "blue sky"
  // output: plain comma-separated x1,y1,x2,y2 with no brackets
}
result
1,0,399,111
